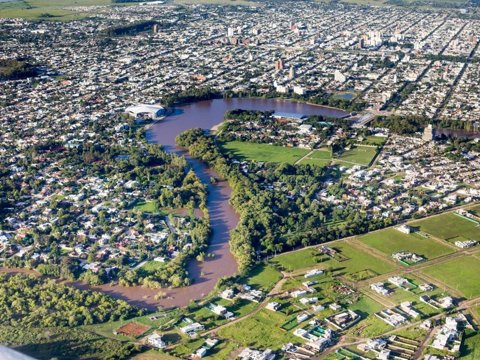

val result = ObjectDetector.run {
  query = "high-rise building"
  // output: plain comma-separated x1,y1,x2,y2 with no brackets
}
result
289,65,295,80
334,70,346,83
423,124,435,142
227,27,234,37
153,24,159,33
275,59,284,71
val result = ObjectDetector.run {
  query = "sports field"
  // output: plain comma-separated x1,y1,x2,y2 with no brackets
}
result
422,256,480,299
220,141,309,164
336,145,378,166
359,228,455,260
297,149,332,167
411,212,480,242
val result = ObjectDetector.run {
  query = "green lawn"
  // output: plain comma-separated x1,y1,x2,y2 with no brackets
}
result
271,243,395,279
421,256,480,299
336,145,378,166
411,212,480,242
364,136,387,146
329,243,396,279
141,261,166,273
359,228,454,260
134,200,161,213
460,330,480,359
220,141,309,164
297,149,332,167
244,264,282,292
217,309,301,350
270,248,325,272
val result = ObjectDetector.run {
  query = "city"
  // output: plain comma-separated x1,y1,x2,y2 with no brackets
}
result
0,0,480,359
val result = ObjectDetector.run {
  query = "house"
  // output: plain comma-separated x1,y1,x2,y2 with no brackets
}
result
147,333,166,349
266,302,281,311
396,224,411,234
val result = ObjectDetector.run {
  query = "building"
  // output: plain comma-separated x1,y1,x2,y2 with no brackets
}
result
274,59,284,71
334,70,346,83
423,124,436,142
147,333,166,349
396,224,411,234
125,104,166,120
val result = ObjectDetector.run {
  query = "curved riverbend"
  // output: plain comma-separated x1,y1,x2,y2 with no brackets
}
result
1,99,348,311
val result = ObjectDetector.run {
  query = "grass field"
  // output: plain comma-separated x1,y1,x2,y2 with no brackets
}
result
460,330,480,359
359,228,455,260
0,0,112,20
329,243,396,278
411,212,480,242
271,242,395,279
364,136,387,146
336,145,378,166
140,260,166,273
220,141,309,164
297,149,332,167
134,200,162,214
244,264,282,292
271,248,325,272
422,256,480,299
217,309,300,350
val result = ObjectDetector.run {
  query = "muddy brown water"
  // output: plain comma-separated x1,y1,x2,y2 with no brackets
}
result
1,98,348,311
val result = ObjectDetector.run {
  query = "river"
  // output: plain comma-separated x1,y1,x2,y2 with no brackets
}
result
1,98,348,311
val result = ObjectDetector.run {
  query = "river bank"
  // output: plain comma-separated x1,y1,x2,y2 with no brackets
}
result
0,98,348,310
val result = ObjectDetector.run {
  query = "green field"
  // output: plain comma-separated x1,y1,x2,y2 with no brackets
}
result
460,330,480,359
422,256,480,299
364,136,387,146
220,141,309,164
271,248,325,271
0,0,113,20
336,145,378,166
329,243,396,278
360,228,455,260
134,200,159,213
271,242,395,279
412,212,480,242
297,149,332,167
217,309,300,350
141,260,166,273
244,264,282,291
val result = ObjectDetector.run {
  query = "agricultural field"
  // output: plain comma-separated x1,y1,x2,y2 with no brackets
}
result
421,256,480,299
359,228,455,260
0,0,112,20
335,145,378,166
411,212,480,243
220,141,309,164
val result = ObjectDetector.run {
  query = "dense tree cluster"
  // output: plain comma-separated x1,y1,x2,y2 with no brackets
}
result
163,86,222,107
177,129,390,271
0,274,143,327
371,114,479,135
0,59,38,81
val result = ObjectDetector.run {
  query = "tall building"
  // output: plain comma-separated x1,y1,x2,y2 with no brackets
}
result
289,65,295,80
153,24,159,33
275,59,284,71
227,27,234,37
423,124,435,142
334,70,346,83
